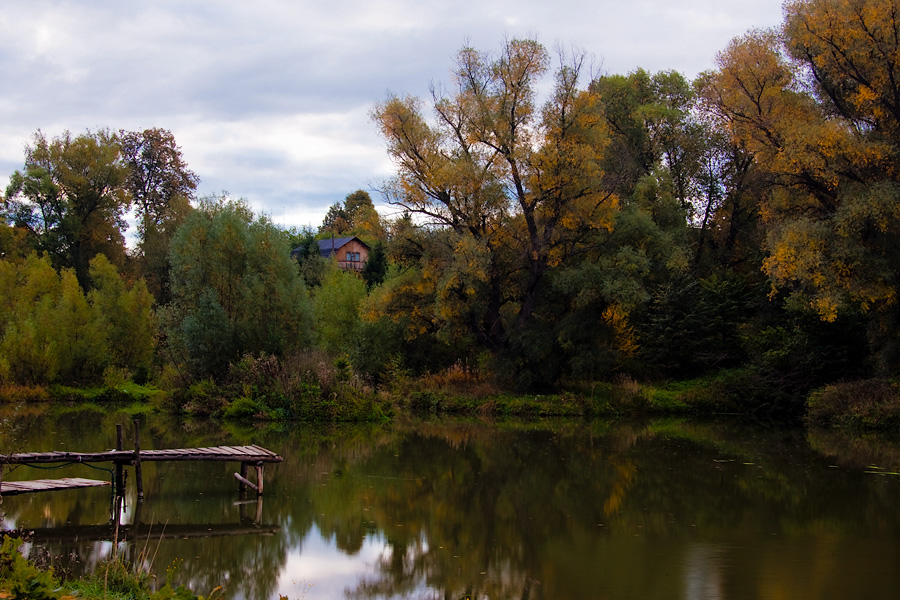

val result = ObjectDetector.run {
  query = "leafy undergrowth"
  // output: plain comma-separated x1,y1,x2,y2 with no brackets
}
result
0,536,217,600
807,379,900,430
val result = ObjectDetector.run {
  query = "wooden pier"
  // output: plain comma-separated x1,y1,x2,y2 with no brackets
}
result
1,423,282,500
0,477,110,496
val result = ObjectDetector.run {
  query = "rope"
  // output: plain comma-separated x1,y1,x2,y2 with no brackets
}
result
19,461,115,475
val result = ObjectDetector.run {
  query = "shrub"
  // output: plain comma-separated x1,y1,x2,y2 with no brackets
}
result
807,379,900,429
223,396,264,420
0,536,61,600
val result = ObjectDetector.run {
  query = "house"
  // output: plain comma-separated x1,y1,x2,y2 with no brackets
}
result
312,236,370,271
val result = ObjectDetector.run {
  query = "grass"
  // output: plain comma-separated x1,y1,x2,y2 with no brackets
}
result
0,535,220,600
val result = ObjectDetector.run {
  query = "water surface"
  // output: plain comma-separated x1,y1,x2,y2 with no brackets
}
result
2,407,899,599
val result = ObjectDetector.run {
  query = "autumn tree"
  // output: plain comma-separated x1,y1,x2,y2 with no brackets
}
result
4,129,130,287
320,189,384,240
702,0,900,371
370,40,695,385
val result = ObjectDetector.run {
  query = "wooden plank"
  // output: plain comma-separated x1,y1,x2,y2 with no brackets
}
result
229,446,259,457
223,446,253,456
1,446,282,465
1,478,110,496
251,444,276,457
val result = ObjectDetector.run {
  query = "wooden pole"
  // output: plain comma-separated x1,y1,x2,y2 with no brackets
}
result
255,465,264,495
233,472,259,492
115,424,125,497
133,420,143,500
238,462,248,492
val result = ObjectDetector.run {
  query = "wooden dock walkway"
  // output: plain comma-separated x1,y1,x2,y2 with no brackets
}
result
0,477,110,496
1,436,283,499
1,444,282,465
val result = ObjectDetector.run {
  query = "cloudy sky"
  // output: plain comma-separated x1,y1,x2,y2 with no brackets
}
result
1,0,784,230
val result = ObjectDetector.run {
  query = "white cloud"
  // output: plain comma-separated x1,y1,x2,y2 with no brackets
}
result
1,0,784,229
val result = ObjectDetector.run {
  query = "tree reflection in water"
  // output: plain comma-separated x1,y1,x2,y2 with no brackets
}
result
3,412,900,599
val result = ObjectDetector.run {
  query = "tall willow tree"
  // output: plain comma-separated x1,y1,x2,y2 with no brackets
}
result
166,195,313,378
372,40,687,385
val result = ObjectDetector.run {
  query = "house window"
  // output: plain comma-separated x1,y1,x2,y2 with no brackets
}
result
346,252,360,262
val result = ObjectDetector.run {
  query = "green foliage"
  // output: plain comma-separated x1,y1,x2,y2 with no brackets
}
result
288,227,328,288
638,273,754,377
360,241,388,288
120,128,198,304
4,129,130,288
166,195,313,379
312,266,367,354
222,396,264,420
320,189,384,240
0,536,61,600
89,254,156,373
178,352,392,422
0,253,155,387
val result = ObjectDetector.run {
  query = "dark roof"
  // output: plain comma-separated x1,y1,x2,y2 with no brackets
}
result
315,236,369,258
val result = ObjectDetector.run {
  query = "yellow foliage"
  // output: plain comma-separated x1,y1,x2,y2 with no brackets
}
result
602,305,639,358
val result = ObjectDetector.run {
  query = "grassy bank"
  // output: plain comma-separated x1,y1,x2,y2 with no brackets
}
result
0,536,213,600
4,356,898,430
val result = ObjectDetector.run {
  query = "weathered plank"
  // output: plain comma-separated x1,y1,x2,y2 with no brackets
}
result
0,445,282,465
1,478,110,495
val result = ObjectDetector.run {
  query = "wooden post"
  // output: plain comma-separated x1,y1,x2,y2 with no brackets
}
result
238,462,249,492
233,472,259,492
255,464,264,495
115,424,125,497
133,420,143,500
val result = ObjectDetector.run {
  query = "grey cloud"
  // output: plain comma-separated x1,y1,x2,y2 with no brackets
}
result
2,0,785,229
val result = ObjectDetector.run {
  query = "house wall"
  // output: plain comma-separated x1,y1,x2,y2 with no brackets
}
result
336,239,369,271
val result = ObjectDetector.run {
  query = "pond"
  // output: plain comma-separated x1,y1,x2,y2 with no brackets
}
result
2,406,900,599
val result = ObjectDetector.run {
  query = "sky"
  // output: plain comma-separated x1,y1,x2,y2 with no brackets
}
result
1,0,785,231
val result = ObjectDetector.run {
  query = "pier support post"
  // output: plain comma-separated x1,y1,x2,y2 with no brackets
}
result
238,462,249,493
235,462,264,495
115,424,125,497
256,465,264,495
133,420,143,501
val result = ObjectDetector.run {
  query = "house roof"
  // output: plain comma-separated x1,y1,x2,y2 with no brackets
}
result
315,236,369,258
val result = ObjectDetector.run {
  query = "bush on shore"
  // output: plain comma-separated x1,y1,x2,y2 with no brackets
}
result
807,379,900,430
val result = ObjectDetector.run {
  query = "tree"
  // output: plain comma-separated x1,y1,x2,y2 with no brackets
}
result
288,226,329,288
701,1,900,371
0,253,155,385
320,189,385,240
167,195,313,378
373,41,618,362
361,241,388,288
4,130,130,287
313,265,368,354
119,128,198,301
370,41,708,385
